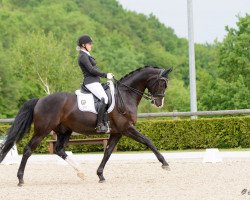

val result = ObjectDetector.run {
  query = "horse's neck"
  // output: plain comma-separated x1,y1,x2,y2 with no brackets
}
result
122,72,147,91
120,70,152,106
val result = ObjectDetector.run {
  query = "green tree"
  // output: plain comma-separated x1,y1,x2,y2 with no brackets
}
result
218,14,250,86
0,0,248,117
5,31,80,107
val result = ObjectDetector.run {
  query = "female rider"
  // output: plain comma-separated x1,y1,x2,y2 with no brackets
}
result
77,35,113,133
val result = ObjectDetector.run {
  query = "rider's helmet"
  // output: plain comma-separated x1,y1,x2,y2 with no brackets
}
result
77,35,93,47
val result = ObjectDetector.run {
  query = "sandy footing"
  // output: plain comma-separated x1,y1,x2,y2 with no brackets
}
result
0,157,250,200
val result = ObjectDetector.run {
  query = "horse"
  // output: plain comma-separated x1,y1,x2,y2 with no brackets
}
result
0,65,172,186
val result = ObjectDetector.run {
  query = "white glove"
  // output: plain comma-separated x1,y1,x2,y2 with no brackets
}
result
107,73,114,79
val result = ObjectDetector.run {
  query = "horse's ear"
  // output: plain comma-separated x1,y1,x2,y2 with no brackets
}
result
161,67,173,77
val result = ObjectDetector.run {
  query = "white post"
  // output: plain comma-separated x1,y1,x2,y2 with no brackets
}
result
187,0,197,119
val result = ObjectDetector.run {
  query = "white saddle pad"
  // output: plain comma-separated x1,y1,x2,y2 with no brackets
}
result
75,80,115,114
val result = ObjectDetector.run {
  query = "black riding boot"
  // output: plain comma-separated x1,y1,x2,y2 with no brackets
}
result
96,98,109,133
103,111,110,133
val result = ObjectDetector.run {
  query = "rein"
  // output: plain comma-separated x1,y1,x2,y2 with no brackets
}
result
113,73,168,115
114,78,138,115
115,80,152,100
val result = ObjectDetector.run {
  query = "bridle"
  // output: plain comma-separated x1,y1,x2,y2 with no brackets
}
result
147,71,168,98
114,70,168,115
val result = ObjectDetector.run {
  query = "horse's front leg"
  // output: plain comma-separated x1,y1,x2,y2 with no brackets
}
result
124,125,170,170
97,133,122,183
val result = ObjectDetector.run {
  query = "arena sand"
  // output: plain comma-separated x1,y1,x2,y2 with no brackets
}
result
0,158,250,200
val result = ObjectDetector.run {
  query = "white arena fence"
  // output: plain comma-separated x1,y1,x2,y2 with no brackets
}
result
0,109,249,123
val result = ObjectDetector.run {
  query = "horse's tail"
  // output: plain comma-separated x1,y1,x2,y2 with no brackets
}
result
0,98,39,163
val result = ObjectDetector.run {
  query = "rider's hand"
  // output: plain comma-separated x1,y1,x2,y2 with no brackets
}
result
107,73,114,79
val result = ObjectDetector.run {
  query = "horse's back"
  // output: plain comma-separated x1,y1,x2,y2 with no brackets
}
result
33,92,98,133
33,92,76,125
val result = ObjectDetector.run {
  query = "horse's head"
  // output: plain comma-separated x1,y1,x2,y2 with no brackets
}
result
147,67,172,108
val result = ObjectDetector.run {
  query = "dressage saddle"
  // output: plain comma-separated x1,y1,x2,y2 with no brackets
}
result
80,83,112,111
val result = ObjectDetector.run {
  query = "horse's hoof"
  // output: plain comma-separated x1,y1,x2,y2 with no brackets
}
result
17,182,24,187
162,165,171,171
99,179,106,183
77,172,84,180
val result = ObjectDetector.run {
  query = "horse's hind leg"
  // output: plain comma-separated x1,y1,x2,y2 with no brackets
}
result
54,130,84,180
17,127,51,186
54,130,72,160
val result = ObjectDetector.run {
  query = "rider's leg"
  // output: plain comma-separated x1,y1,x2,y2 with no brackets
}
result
85,82,109,133
96,98,109,133
85,82,108,104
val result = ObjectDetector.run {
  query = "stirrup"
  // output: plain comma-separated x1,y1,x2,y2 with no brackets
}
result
105,122,111,133
96,123,109,133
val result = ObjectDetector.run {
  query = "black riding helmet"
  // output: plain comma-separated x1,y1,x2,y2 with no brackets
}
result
77,35,93,47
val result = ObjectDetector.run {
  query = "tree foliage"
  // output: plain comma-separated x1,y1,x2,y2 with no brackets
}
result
197,15,250,110
0,0,249,117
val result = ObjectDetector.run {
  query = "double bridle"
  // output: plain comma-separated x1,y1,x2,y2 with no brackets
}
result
114,70,168,115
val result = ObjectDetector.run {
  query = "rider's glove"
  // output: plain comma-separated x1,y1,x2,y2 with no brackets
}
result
107,73,114,79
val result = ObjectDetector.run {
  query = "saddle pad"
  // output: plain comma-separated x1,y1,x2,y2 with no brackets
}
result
75,80,115,114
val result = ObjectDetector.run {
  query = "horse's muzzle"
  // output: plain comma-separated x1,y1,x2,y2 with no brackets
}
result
151,97,164,108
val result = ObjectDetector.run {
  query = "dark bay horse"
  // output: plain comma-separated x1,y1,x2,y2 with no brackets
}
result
0,66,172,186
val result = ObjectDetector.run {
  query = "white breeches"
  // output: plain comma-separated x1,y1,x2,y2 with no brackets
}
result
85,82,108,104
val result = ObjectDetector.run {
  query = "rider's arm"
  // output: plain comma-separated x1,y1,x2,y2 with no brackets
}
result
79,54,107,78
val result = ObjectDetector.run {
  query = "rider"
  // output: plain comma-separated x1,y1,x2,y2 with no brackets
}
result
77,35,113,133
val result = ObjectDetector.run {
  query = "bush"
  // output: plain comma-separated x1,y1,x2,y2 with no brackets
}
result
0,116,249,154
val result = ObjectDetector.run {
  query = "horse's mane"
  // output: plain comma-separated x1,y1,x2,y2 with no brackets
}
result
119,65,160,82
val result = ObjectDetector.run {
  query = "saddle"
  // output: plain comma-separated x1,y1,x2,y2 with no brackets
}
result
75,80,115,114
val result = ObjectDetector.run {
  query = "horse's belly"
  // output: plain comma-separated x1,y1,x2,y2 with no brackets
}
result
63,110,98,134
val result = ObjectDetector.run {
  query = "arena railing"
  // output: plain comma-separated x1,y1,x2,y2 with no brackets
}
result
0,109,249,123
